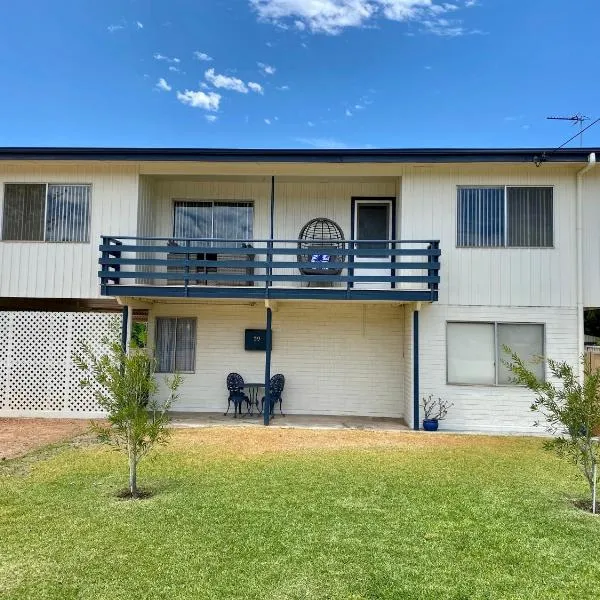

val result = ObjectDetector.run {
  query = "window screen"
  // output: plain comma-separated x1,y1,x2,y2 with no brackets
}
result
2,184,46,241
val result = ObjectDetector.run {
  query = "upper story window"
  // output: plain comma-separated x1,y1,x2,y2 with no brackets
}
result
173,201,253,245
1,183,91,243
457,186,553,248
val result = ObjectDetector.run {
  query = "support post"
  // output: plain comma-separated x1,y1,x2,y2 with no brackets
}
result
413,308,420,431
263,305,273,426
121,305,129,352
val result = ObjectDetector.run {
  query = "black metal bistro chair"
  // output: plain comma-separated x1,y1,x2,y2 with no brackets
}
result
225,372,250,417
261,374,285,416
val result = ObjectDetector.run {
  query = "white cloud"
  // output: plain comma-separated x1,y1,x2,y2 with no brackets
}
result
136,21,144,29
155,78,172,92
107,24,125,33
169,66,180,72
248,82,265,94
354,104,364,110
249,0,478,35
205,68,248,93
194,51,213,61
200,82,210,89
177,89,221,111
205,115,218,123
307,121,315,127
345,109,352,117
154,53,181,63
258,62,276,75
277,85,290,91
264,118,272,125
295,137,348,149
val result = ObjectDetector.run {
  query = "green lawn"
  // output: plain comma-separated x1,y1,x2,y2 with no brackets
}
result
1,428,600,599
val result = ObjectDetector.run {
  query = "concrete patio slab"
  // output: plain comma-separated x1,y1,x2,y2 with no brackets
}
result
169,412,409,431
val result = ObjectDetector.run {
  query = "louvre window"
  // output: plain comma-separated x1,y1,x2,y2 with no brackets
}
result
155,317,196,373
457,186,553,248
447,322,544,385
2,183,91,242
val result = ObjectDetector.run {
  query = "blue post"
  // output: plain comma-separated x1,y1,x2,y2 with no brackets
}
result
121,305,129,352
263,306,273,426
413,309,420,431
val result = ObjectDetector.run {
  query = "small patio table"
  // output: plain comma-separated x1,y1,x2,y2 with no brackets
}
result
243,382,265,415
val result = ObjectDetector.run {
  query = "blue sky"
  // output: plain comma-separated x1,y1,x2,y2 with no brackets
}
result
0,0,598,149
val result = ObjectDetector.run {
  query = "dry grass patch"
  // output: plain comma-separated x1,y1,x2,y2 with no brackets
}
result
168,426,508,458
0,418,90,460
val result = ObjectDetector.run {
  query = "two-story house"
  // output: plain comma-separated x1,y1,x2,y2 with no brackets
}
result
0,146,598,432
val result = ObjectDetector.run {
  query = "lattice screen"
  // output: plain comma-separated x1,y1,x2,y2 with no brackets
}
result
0,311,118,414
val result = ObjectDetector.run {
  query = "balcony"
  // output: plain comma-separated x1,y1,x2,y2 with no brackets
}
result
99,237,440,302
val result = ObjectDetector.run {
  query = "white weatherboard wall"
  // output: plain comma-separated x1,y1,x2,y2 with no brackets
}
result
148,301,405,418
139,176,398,241
0,311,117,418
0,162,140,299
401,164,578,308
418,304,578,433
582,169,600,307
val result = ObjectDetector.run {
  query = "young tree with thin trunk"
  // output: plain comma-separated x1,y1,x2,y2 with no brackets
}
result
73,321,182,498
504,349,600,513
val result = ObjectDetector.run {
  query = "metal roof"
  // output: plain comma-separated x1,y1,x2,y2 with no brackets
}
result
0,146,596,163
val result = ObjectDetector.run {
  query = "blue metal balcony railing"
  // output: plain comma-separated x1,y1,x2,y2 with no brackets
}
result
99,236,441,301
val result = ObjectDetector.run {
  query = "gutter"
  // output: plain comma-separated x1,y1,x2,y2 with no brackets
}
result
576,152,596,381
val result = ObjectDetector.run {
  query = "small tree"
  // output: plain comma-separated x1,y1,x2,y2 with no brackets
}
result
73,320,182,498
504,349,600,513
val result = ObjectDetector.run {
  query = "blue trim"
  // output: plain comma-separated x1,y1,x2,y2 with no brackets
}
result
413,309,420,431
121,305,128,351
0,147,597,163
102,284,438,302
263,307,272,426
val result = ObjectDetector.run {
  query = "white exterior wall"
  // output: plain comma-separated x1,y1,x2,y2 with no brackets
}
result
418,304,578,433
401,164,577,307
0,162,139,299
141,176,397,241
148,301,405,418
583,169,600,307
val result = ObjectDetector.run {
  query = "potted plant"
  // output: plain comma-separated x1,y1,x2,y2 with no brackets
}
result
422,395,453,431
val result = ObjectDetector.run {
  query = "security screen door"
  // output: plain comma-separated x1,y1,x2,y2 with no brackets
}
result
352,198,394,290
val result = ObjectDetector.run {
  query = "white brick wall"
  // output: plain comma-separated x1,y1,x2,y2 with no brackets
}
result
417,304,578,433
148,301,406,418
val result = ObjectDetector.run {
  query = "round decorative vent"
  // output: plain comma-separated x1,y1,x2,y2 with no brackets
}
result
297,218,346,276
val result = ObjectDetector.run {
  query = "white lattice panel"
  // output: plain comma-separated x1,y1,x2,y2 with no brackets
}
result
0,311,118,415
0,312,9,410
67,313,117,412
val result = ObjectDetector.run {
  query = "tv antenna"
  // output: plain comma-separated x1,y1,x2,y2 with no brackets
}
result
547,114,590,147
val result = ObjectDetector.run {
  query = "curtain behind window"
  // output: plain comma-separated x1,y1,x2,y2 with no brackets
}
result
507,187,553,248
46,185,90,242
156,318,176,372
457,187,504,247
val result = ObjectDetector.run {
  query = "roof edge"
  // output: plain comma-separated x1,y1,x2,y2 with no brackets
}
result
0,147,596,163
